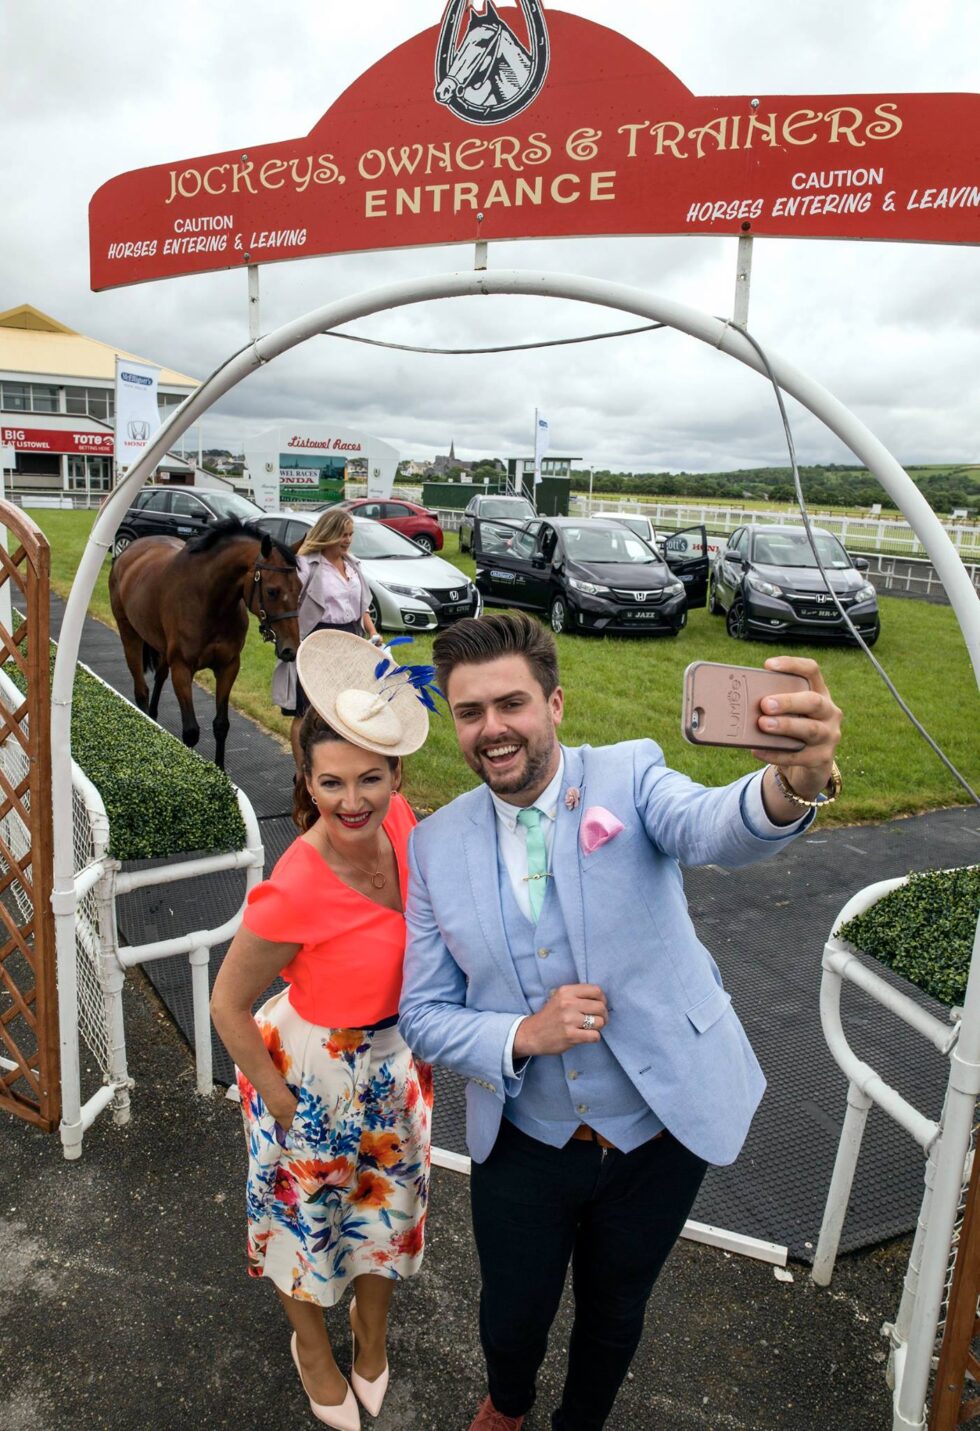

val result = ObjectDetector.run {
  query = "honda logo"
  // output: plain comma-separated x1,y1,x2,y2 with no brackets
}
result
127,420,150,441
449,590,460,601
634,591,648,602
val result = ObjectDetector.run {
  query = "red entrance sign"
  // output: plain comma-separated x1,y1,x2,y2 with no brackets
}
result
89,5,980,291
2,427,115,456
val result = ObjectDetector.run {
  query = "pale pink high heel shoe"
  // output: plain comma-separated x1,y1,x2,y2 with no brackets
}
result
290,1332,361,1431
349,1297,390,1418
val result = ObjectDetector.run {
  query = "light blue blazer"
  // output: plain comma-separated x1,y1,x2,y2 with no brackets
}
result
399,740,812,1167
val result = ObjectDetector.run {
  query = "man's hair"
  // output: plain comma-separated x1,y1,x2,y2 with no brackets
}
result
433,612,560,698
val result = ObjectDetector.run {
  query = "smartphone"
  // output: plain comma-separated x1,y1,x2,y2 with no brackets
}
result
682,661,810,751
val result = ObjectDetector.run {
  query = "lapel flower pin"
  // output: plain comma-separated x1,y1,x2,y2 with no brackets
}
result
564,787,581,811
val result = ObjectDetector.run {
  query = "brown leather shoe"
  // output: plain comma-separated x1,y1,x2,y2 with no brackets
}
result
468,1395,525,1430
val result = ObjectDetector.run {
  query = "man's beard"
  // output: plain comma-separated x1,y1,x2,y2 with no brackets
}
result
472,733,557,797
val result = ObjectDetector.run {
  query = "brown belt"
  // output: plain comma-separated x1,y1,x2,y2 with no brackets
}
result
570,1124,616,1148
570,1125,665,1150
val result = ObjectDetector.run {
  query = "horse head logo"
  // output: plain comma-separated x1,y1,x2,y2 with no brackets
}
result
435,0,550,126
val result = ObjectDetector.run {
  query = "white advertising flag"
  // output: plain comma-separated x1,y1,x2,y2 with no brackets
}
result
114,356,161,477
533,411,550,486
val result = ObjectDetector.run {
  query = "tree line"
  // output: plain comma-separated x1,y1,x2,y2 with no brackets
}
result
568,464,978,515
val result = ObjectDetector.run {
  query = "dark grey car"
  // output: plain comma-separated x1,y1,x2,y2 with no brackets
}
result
112,486,264,556
474,516,708,637
458,494,537,553
709,523,880,645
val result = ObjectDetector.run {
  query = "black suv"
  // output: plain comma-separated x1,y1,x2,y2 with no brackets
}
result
112,487,265,556
459,493,537,553
709,523,880,644
474,516,708,636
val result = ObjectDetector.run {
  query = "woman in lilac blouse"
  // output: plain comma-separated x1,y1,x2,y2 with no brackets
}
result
273,507,382,771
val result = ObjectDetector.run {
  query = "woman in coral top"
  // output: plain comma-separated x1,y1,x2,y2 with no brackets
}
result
211,631,436,1431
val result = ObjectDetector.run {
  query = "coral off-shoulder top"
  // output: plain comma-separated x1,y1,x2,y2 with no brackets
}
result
241,793,416,1028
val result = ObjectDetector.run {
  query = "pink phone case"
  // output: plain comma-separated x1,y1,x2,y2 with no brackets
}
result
682,661,809,751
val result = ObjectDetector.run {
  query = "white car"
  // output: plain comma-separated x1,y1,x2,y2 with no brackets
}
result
603,513,660,549
253,511,482,633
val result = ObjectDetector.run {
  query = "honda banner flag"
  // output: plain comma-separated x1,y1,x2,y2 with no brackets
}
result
114,357,161,475
533,411,550,486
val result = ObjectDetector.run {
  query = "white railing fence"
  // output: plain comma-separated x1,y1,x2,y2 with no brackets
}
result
812,875,980,1431
3,651,267,1159
579,497,979,560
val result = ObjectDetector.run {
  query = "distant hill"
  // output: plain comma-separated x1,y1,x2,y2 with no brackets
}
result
570,463,980,514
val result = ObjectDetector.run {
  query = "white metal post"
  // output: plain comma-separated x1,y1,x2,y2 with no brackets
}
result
733,234,754,329
811,1079,874,1285
188,945,214,1096
247,264,260,341
53,876,83,1160
894,918,980,1430
886,1138,941,1389
95,864,131,1125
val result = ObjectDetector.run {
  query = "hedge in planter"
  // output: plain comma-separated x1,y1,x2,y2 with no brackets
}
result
837,867,980,1008
13,652,247,862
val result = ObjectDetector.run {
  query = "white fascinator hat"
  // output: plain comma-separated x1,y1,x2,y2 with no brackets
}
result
295,630,435,757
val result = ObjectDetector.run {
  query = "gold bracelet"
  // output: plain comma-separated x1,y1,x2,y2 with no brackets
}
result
770,761,842,809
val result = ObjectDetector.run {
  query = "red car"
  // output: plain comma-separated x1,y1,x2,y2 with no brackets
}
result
339,497,444,553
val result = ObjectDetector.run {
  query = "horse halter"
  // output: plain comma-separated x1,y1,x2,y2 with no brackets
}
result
247,557,299,654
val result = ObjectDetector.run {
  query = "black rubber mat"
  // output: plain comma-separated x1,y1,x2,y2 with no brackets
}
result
57,597,980,1259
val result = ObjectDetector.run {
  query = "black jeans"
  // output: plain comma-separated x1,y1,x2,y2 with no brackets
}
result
470,1119,708,1431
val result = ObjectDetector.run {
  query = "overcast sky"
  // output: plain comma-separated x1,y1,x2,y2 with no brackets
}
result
3,1,978,472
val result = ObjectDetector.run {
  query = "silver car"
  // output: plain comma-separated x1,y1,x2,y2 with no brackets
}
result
252,511,482,633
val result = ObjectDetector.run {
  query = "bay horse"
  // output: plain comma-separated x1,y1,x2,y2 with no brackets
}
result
108,518,302,769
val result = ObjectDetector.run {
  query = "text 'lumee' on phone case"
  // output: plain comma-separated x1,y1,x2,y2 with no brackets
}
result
682,661,810,751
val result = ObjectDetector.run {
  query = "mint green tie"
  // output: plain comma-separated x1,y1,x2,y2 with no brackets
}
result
517,806,548,923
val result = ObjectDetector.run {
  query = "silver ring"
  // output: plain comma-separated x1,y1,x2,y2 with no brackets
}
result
581,1014,596,1031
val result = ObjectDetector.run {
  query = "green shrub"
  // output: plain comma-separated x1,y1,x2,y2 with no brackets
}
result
837,868,980,1006
11,650,246,862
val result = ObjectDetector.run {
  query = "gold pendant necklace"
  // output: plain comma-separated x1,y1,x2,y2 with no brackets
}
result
325,833,387,889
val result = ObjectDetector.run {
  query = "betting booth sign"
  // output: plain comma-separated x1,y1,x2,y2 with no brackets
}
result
89,1,980,290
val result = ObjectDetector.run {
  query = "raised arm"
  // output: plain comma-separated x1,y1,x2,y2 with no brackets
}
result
753,656,843,822
635,656,842,865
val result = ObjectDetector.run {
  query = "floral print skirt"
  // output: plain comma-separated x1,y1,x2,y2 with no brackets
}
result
237,988,433,1307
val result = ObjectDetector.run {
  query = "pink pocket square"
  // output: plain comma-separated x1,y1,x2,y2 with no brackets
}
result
579,806,625,856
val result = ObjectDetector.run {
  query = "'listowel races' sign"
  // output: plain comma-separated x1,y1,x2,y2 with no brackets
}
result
89,1,980,290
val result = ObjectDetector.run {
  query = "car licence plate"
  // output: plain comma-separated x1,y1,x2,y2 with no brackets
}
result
625,609,662,622
798,606,839,620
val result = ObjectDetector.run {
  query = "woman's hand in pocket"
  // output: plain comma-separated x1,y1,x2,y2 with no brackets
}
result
270,1087,300,1131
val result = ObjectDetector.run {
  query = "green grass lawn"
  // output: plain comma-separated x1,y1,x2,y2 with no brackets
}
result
38,510,980,825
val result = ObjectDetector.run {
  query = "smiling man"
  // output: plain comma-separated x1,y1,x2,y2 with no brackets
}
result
399,612,842,1431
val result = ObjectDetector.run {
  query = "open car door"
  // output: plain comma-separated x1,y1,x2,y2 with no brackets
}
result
472,517,542,607
660,524,709,607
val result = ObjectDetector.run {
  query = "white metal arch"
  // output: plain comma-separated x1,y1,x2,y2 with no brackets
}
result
50,270,980,1431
